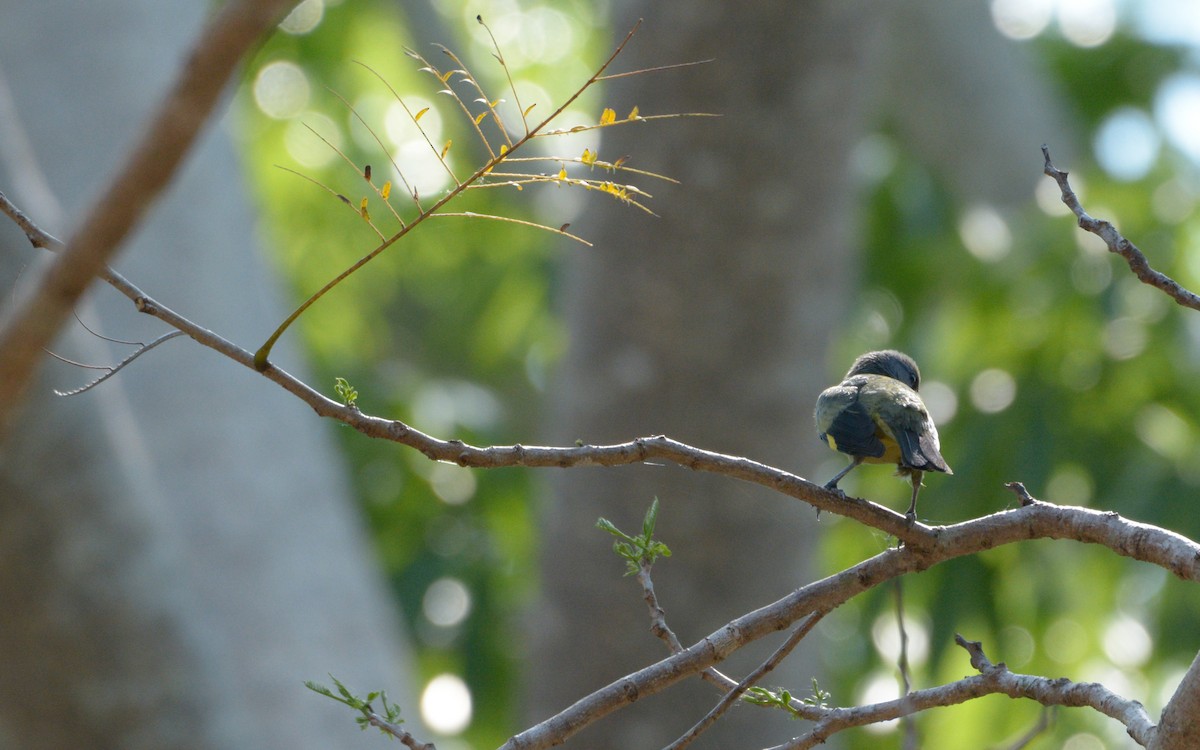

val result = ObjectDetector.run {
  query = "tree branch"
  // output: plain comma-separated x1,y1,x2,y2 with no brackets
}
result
0,0,296,435
1041,145,1200,311
1152,649,1200,750
502,491,1198,750
777,635,1154,749
664,611,827,750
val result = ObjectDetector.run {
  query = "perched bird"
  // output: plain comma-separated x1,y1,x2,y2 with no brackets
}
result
814,350,952,519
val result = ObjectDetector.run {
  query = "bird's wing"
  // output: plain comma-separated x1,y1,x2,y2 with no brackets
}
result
815,382,887,458
858,379,951,474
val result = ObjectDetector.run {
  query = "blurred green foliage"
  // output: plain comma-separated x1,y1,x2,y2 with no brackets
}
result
237,1,1200,748
236,1,604,745
817,21,1200,749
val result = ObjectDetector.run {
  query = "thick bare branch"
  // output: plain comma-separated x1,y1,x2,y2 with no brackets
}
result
1153,649,1200,750
502,494,1197,750
0,0,296,435
1042,145,1200,311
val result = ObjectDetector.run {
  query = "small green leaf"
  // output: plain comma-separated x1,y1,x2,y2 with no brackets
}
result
642,497,660,539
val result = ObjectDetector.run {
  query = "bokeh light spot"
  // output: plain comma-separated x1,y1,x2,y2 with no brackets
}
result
1057,0,1116,47
283,112,341,168
1156,73,1200,163
1045,463,1094,506
429,462,477,505
279,0,324,35
969,368,1017,413
959,204,1012,262
1103,317,1147,360
870,613,929,666
1135,403,1192,460
1044,618,1089,664
1094,107,1160,181
921,380,958,427
254,61,310,120
857,673,900,733
423,577,473,627
420,674,472,734
991,0,1054,40
1103,615,1152,667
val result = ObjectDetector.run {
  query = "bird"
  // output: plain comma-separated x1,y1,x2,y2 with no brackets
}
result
814,349,952,520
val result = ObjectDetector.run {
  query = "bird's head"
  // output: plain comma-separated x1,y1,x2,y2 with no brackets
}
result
845,350,921,391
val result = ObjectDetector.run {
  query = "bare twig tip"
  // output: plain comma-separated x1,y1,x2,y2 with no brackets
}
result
1004,482,1036,506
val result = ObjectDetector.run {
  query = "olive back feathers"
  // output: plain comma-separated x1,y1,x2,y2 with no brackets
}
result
815,350,951,476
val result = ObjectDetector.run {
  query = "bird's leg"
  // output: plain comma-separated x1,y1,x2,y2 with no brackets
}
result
824,456,864,490
905,470,924,521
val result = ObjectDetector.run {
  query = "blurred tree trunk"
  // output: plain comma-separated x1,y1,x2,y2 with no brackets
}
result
530,1,883,746
530,1,1070,748
0,2,417,747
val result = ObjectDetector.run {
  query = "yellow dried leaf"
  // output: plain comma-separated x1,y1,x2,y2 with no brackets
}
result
439,70,454,83
474,111,488,125
558,167,567,180
499,144,508,156
381,181,392,200
600,107,616,125
627,105,639,120
440,140,452,159
415,107,430,122
580,148,594,166
359,197,370,220
523,103,537,117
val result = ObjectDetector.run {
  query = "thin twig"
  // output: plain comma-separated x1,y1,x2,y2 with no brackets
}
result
663,611,827,750
0,190,64,250
0,0,298,437
998,708,1053,750
51,331,186,396
275,164,386,240
354,59,449,199
428,211,592,245
597,59,715,81
894,578,918,750
634,554,754,698
477,14,528,135
366,712,437,750
254,21,654,369
1042,144,1200,311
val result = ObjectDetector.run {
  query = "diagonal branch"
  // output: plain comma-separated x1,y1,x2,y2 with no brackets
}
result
1041,145,1200,311
503,494,1198,750
778,635,1155,749
0,0,297,436
664,611,827,750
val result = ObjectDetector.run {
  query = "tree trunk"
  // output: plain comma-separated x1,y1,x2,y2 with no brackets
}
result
0,2,417,746
529,1,883,746
529,1,1074,747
